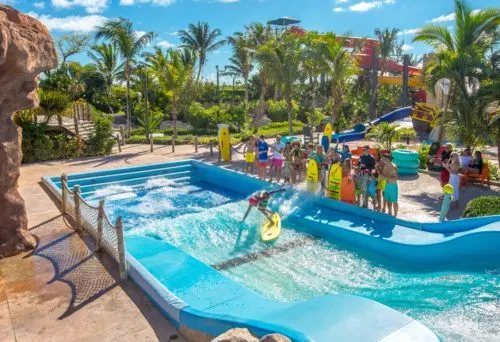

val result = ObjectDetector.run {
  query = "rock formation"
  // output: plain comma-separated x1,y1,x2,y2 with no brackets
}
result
211,329,291,342
0,5,57,257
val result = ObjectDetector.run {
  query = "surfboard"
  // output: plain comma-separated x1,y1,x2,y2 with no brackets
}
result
261,212,281,242
327,163,342,200
306,159,319,182
218,125,230,161
321,123,332,152
341,176,356,204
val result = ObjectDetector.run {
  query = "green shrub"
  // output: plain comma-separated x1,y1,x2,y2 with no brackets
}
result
267,100,298,122
417,143,430,169
86,114,115,155
463,196,500,218
488,161,499,181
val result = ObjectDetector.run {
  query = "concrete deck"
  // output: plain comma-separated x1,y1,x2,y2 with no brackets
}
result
1,143,498,342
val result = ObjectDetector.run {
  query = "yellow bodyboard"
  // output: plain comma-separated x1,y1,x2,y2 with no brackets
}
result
261,212,281,242
218,126,230,161
306,159,319,182
327,163,342,200
323,123,332,143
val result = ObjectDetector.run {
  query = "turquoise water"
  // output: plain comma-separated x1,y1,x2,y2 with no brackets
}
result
86,177,500,342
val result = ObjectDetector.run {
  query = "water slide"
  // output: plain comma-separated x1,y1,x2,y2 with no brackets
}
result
331,106,413,143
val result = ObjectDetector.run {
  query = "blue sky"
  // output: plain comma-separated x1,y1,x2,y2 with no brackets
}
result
6,0,498,84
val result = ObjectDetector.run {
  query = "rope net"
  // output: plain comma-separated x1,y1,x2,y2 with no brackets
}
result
101,213,120,262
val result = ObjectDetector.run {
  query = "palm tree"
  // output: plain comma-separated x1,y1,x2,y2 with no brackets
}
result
227,32,253,104
413,0,499,144
146,48,192,152
300,32,330,125
88,43,123,113
370,28,400,120
246,23,274,122
256,33,302,135
366,122,416,149
322,34,358,123
178,22,225,83
95,18,156,136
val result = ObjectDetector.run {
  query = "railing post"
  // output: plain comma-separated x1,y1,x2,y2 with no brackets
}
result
73,103,79,136
96,200,105,252
116,135,122,152
61,173,67,214
195,136,198,153
229,143,232,161
150,133,154,152
73,185,81,230
209,142,214,156
115,217,127,281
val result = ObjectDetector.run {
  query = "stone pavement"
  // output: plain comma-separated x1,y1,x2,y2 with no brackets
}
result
1,142,498,342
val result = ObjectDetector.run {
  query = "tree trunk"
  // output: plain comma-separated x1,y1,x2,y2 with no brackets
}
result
287,96,293,136
125,69,131,138
438,81,453,145
243,75,249,104
172,98,177,153
256,77,268,125
196,59,203,83
310,81,317,126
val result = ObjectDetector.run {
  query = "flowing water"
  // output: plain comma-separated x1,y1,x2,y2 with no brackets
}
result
84,177,500,342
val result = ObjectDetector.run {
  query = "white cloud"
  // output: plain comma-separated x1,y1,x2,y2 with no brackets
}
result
430,12,455,23
33,1,46,9
168,31,179,36
333,7,345,12
398,27,421,36
216,0,239,2
157,40,175,48
28,12,108,33
401,44,413,51
51,0,109,14
348,0,395,12
335,0,349,3
120,0,176,6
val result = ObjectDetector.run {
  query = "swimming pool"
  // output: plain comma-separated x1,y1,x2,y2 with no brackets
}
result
43,160,500,341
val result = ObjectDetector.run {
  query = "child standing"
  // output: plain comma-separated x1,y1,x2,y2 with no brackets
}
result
290,141,303,184
244,135,256,174
257,135,269,180
360,167,370,208
282,142,292,184
367,172,378,210
375,160,386,212
353,166,362,206
381,153,399,216
444,151,461,206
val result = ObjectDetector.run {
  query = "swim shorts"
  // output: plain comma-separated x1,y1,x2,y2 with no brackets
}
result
245,152,255,163
376,178,386,191
383,183,398,203
271,158,283,168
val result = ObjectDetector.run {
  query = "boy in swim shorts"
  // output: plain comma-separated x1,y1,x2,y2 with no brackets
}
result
381,153,398,216
244,135,256,174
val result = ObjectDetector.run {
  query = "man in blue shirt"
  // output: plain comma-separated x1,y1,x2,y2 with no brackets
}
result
257,135,269,180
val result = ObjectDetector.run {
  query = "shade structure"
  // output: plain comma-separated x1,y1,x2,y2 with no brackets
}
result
267,16,301,26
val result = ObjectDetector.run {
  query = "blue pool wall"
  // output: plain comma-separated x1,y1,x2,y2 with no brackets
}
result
41,159,500,341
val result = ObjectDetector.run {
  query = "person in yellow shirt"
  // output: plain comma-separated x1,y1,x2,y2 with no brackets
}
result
244,135,256,174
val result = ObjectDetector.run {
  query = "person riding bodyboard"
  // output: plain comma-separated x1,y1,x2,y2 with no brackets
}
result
241,189,285,224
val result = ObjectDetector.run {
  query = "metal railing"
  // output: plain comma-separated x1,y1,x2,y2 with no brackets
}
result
61,174,127,280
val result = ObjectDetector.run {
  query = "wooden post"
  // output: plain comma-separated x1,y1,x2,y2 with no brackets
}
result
150,134,154,152
209,142,214,156
73,185,81,230
96,200,105,252
116,136,122,152
229,143,232,161
73,103,79,136
61,174,67,214
115,217,127,281
195,136,198,153
120,126,125,145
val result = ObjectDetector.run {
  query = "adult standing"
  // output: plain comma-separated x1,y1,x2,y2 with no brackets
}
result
381,153,399,216
359,145,376,173
269,135,285,183
257,135,269,180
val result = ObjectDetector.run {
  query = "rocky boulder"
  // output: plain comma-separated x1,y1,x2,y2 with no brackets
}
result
211,328,259,342
0,5,57,257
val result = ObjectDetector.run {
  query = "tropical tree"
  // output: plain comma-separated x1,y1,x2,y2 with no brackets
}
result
256,33,303,135
366,122,416,149
227,32,253,104
369,28,400,120
95,18,156,136
88,43,123,112
323,34,358,123
147,49,193,152
178,22,225,83
56,34,89,69
413,0,500,145
246,23,274,122
37,89,72,126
